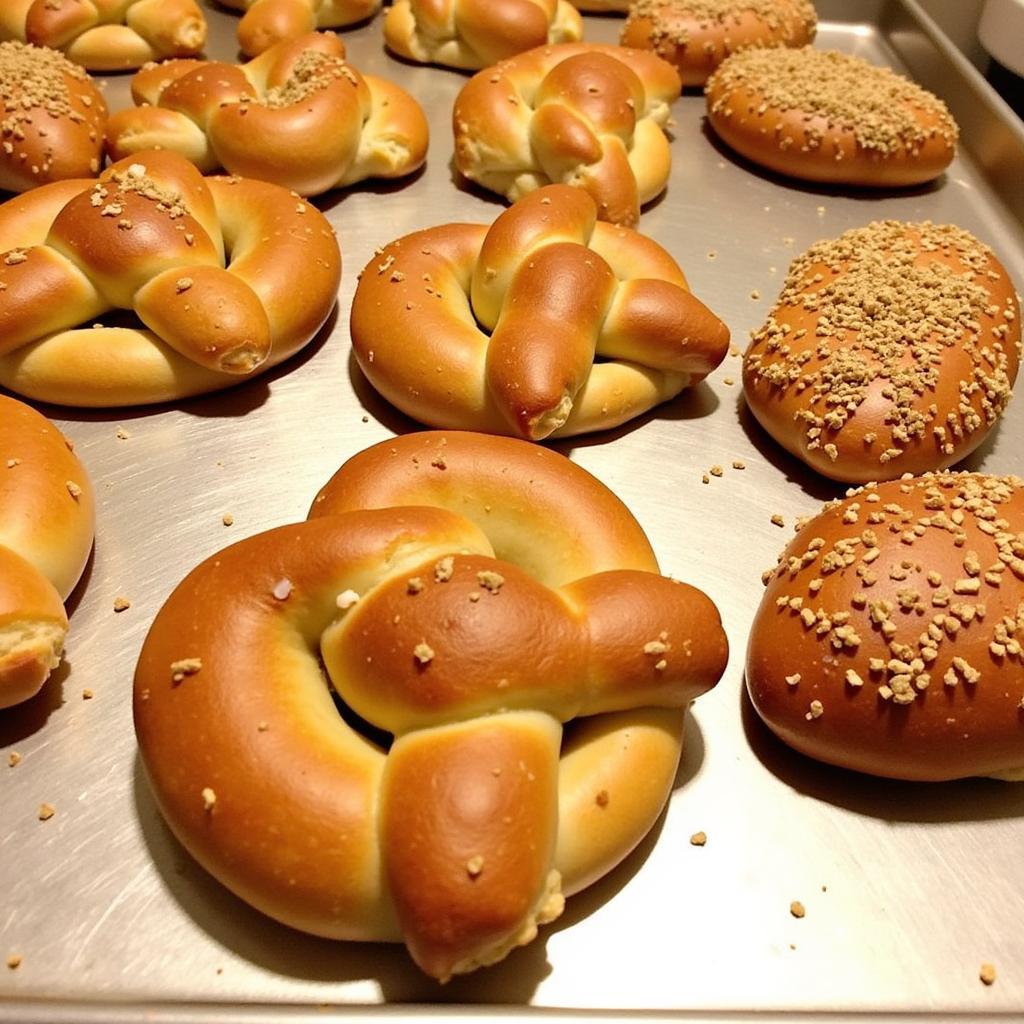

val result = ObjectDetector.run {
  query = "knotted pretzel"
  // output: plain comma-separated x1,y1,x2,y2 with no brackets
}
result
0,41,107,193
351,185,730,439
0,395,94,709
219,0,381,58
453,43,682,226
134,431,728,980
384,0,583,71
0,0,206,72
105,33,429,197
0,149,341,407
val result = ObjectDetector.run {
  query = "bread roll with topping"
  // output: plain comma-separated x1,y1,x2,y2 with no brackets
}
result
621,0,817,87
743,220,1020,483
748,472,1024,782
705,47,958,186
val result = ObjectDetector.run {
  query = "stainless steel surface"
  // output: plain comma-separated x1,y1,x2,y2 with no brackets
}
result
2,0,1023,1017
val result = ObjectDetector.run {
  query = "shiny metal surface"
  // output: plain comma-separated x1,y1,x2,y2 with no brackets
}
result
1,0,1023,1017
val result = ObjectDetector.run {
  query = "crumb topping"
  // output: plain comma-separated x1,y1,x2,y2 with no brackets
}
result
413,641,435,664
201,787,216,812
260,51,360,108
88,164,190,224
170,657,203,683
477,570,505,593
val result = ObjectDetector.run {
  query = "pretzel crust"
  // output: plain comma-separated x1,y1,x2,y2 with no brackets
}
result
0,150,341,406
135,431,728,979
105,33,429,197
0,395,94,707
351,185,728,439
384,0,583,70
217,0,382,57
453,43,681,226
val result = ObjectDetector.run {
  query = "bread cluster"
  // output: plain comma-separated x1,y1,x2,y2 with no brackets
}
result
135,432,728,980
749,472,1024,781
0,150,341,406
0,396,94,709
106,33,429,197
352,184,729,438
0,0,206,71
454,42,682,226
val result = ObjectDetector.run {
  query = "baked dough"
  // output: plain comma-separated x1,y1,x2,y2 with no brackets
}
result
135,431,728,979
351,184,730,439
0,149,341,406
220,0,381,57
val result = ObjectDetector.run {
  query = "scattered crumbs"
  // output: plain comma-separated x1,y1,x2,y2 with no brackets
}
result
361,414,369,423
690,831,707,847
595,789,609,808
407,577,424,594
201,787,216,812
82,688,93,700
65,480,82,500
37,803,55,821
170,657,202,683
430,454,447,470
845,669,864,688
6,955,21,970
257,721,269,732
413,641,435,664
980,962,997,986
732,459,746,469
751,289,761,300
222,513,234,527
790,900,806,919
434,556,454,583
465,855,484,878
113,596,130,612
5,458,20,469
707,250,717,260
806,699,824,720
468,591,481,603
272,578,292,601
816,206,826,216
770,514,785,527
115,426,130,440
702,473,711,485
709,465,724,477
7,752,21,768
175,277,193,293
336,589,360,610
785,673,801,687
477,570,504,593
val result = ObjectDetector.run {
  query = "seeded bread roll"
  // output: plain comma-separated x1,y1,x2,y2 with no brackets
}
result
621,0,817,87
705,47,958,186
0,41,107,193
748,472,1024,782
743,221,1020,484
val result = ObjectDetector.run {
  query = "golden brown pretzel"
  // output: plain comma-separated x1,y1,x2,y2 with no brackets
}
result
453,42,681,226
621,0,817,87
351,185,729,439
748,472,1024,782
0,149,341,407
384,0,583,70
0,41,107,193
742,220,1020,484
705,47,958,187
134,431,728,980
219,0,381,58
0,395,94,709
105,33,429,197
570,0,629,10
0,0,205,72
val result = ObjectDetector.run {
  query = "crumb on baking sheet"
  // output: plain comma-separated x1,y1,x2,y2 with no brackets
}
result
222,513,234,526
6,954,21,970
771,514,785,527
690,831,707,847
37,803,55,821
709,465,724,477
980,962,997,985
790,900,806,918
115,426,130,440
113,596,130,612
8,751,21,767
82,688,93,700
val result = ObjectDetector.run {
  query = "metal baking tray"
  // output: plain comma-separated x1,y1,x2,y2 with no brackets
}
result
2,0,1023,1019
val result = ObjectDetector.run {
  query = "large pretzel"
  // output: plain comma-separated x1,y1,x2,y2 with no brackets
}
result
453,42,682,226
219,0,381,58
351,185,729,439
134,431,728,981
0,0,205,72
0,396,94,709
384,0,583,70
105,33,429,198
0,149,341,407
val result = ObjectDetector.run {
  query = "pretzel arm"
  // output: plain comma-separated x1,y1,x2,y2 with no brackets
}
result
106,107,218,172
64,25,160,72
237,0,316,57
345,75,430,186
25,0,99,49
127,0,206,58
485,241,616,439
133,265,271,374
0,246,106,355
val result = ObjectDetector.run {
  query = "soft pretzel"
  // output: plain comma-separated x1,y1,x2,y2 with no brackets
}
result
105,33,429,197
453,42,681,226
384,0,583,70
219,0,381,58
742,220,1020,484
705,47,958,187
749,472,1024,782
0,395,94,709
0,41,107,193
621,0,817,87
135,431,728,980
0,149,341,407
351,185,729,439
0,0,206,72
570,0,629,10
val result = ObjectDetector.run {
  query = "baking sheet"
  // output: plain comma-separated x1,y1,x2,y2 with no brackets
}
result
1,0,1023,1018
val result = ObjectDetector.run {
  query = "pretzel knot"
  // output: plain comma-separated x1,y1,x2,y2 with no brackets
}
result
453,43,682,226
352,184,729,439
0,396,94,708
0,149,341,407
105,33,429,197
219,0,382,57
384,0,583,70
134,432,728,981
0,0,206,71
